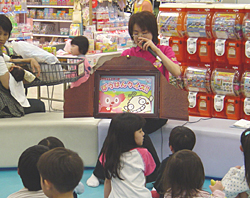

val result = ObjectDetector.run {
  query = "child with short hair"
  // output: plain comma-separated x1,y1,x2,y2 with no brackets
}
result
221,128,250,198
37,147,84,198
100,112,156,198
70,36,92,88
7,145,49,198
153,126,196,198
38,136,84,198
38,136,65,150
162,150,225,198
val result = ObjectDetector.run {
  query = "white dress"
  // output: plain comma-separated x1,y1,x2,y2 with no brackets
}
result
222,165,250,198
100,147,156,198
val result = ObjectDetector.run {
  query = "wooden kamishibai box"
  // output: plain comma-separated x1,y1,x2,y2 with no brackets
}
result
64,56,189,121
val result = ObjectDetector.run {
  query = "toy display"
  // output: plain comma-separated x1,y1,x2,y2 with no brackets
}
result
184,3,214,64
212,4,244,66
158,3,187,62
158,3,250,120
241,72,250,119
211,68,241,119
184,66,212,117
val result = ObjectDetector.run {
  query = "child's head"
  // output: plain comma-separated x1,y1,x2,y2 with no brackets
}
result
10,66,25,82
38,136,65,150
102,113,146,179
37,147,84,197
169,126,196,153
106,112,146,149
0,15,12,48
128,11,158,45
162,150,205,197
241,128,250,185
70,36,89,56
18,145,49,191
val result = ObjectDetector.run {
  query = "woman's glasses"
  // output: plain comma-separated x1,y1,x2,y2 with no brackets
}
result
132,32,150,39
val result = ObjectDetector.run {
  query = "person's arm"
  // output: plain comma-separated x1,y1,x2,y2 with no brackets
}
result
141,0,153,12
221,166,249,198
209,180,225,197
104,178,111,198
138,38,181,77
0,72,10,89
10,58,41,77
0,56,10,89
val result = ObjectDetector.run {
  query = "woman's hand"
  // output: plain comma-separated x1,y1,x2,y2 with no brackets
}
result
9,65,22,72
30,58,41,77
137,37,159,54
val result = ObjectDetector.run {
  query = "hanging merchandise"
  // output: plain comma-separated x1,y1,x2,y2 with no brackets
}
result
124,0,135,13
117,0,126,11
93,0,98,8
70,0,83,37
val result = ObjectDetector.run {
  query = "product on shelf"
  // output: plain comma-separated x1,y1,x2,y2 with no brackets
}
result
33,21,41,33
40,23,55,34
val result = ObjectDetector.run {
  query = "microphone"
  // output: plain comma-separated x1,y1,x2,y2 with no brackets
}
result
142,42,162,62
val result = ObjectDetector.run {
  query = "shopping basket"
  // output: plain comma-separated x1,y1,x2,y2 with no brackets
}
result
23,58,85,88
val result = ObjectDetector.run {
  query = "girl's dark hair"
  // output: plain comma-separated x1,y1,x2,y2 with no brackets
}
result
10,67,25,82
71,36,89,55
38,136,65,150
161,150,205,197
241,128,250,186
0,14,13,37
128,11,158,44
102,113,146,180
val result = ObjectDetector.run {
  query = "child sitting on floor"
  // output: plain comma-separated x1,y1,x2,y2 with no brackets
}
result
221,128,250,198
153,126,196,198
162,150,225,198
38,136,84,198
7,145,49,198
37,147,84,198
100,112,156,198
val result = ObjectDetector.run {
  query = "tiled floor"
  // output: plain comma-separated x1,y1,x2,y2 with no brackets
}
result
26,84,65,111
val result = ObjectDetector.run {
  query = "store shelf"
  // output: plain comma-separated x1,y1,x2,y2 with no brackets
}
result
9,36,31,41
27,5,74,8
0,10,27,14
33,19,72,23
33,34,69,38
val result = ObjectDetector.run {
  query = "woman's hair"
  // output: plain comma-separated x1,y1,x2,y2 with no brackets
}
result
102,113,146,180
0,14,13,37
10,67,25,82
71,36,89,55
128,11,158,44
38,136,65,150
161,150,205,197
241,128,250,186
